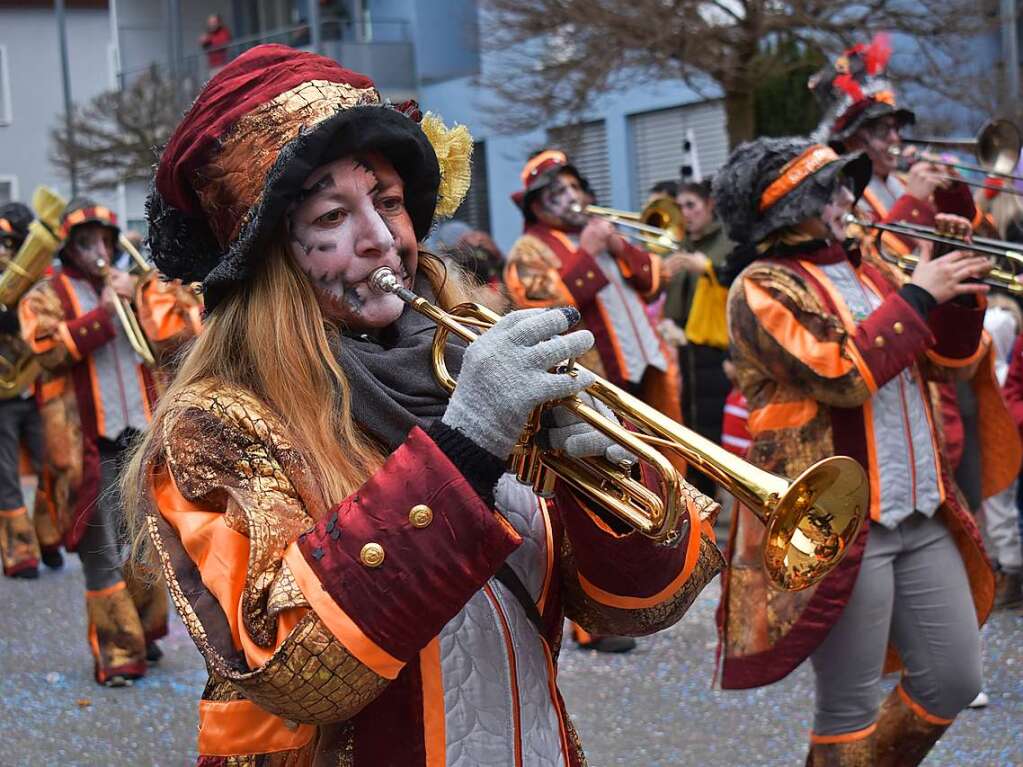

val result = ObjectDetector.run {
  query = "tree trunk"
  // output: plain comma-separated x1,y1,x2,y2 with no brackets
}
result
722,86,756,149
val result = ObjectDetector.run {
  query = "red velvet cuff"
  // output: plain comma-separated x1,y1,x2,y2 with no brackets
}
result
64,307,116,358
928,296,985,361
616,240,657,295
561,248,609,306
851,293,934,388
933,181,977,221
885,195,935,251
296,426,521,662
553,482,687,600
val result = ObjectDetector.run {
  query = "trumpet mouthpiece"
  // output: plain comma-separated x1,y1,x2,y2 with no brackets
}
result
368,267,400,295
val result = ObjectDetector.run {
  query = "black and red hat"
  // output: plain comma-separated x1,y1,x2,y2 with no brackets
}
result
809,34,915,146
59,198,120,241
0,202,33,248
713,136,871,246
148,44,472,310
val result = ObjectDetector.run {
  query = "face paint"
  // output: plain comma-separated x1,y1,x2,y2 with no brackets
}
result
68,224,116,277
287,152,418,329
0,236,17,269
821,180,856,241
539,172,588,229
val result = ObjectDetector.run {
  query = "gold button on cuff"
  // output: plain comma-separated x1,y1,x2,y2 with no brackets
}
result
585,270,595,279
575,278,584,287
874,336,886,348
360,543,385,568
893,322,904,335
409,504,433,528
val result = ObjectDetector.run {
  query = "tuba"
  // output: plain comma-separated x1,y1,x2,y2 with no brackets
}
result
0,186,66,396
368,267,868,592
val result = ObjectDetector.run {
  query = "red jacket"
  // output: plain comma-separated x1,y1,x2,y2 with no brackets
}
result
1004,333,1023,437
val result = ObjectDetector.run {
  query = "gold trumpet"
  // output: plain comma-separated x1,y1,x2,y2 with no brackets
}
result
844,214,1023,294
368,267,868,591
97,235,157,366
572,198,686,255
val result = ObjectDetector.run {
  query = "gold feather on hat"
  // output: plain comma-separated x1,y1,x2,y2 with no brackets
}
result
420,113,473,219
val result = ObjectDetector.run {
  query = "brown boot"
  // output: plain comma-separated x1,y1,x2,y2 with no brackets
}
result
32,488,63,570
0,506,40,578
125,564,169,646
993,569,1023,610
875,686,952,767
805,728,875,766
85,582,147,686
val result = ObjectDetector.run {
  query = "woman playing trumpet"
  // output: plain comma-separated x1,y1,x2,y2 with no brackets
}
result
121,45,723,765
714,137,995,766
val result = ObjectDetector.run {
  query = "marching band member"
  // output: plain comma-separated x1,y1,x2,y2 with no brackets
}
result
810,35,981,232
18,199,197,686
0,202,55,577
120,45,723,764
714,137,994,766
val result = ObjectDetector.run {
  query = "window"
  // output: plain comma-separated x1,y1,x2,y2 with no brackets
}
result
0,46,11,125
627,100,729,208
452,140,491,233
547,120,611,206
0,177,17,206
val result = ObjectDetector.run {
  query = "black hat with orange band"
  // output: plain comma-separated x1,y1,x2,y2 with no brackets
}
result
57,197,121,262
0,202,33,250
713,136,871,246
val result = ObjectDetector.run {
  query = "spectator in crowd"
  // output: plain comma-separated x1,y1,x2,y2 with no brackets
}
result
428,220,508,312
199,14,232,74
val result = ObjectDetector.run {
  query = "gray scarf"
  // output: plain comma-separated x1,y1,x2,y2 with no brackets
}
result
337,273,465,450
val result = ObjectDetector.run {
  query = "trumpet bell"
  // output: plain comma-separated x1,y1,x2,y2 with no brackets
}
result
977,118,1022,176
764,455,867,591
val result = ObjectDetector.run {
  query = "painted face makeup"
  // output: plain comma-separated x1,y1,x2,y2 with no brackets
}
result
68,224,116,277
821,180,856,241
287,152,418,329
539,173,588,228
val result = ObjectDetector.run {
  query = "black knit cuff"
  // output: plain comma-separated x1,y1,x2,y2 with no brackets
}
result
898,284,937,318
427,421,506,506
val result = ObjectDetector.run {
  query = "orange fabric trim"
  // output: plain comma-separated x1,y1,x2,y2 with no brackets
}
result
521,150,568,185
60,206,117,239
503,260,575,309
37,377,65,403
197,699,315,757
594,298,631,380
18,301,58,355
484,583,524,767
537,498,555,613
59,274,107,437
85,580,127,599
799,261,879,392
283,543,405,680
420,637,446,767
861,188,888,220
925,343,986,369
759,146,840,212
55,321,82,362
896,684,954,725
138,277,187,342
0,506,27,518
540,638,573,763
809,723,877,745
577,497,702,610
747,400,818,434
744,278,858,381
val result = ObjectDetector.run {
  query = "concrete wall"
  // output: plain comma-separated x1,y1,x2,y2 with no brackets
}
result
0,6,115,209
421,74,722,252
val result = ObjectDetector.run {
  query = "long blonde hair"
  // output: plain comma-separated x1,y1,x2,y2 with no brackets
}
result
122,242,467,566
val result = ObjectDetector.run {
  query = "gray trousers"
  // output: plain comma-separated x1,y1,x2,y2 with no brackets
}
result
810,513,982,735
0,397,44,509
77,440,128,592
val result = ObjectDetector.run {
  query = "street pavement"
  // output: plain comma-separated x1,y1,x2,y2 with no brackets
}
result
1,554,1021,766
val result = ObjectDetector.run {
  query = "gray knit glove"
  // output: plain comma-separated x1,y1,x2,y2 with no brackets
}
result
443,307,596,459
546,393,635,465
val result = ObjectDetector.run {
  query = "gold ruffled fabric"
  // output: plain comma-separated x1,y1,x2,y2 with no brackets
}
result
420,113,473,219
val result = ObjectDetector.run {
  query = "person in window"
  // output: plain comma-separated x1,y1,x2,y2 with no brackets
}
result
715,136,994,766
124,45,724,764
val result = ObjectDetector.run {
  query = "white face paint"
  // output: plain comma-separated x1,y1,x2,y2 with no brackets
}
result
821,181,856,241
68,224,116,278
287,152,418,329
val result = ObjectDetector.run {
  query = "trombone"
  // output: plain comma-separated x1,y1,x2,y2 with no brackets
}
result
844,213,1023,294
369,267,868,592
97,235,157,366
888,119,1023,195
571,198,686,256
